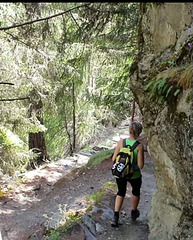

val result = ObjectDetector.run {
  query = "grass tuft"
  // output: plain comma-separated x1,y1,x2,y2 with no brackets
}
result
86,149,113,168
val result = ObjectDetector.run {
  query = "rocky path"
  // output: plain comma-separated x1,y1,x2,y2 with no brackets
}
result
0,122,156,240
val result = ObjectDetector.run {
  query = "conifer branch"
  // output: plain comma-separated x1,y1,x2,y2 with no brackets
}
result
0,97,30,101
0,3,91,31
0,82,14,85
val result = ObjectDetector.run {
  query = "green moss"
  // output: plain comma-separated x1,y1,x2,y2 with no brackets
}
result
87,181,117,204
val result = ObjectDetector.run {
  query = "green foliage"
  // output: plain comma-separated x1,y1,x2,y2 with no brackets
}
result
144,77,182,104
94,60,133,118
86,149,113,168
62,215,81,233
88,190,105,204
46,230,61,240
44,114,69,158
45,207,82,238
81,145,92,151
145,63,193,105
79,3,139,51
0,127,35,174
0,3,139,174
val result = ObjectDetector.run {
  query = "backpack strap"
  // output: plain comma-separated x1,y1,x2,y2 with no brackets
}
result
130,140,140,151
125,139,140,151
123,138,126,148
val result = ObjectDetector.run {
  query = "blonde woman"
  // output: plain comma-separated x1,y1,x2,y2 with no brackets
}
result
111,121,144,227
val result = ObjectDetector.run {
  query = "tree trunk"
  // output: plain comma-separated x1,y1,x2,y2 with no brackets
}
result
28,92,49,168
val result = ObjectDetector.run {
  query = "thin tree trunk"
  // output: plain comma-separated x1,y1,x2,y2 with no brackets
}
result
72,79,76,151
63,104,73,156
131,99,135,122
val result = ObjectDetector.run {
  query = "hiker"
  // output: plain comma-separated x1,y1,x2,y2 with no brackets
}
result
111,121,144,227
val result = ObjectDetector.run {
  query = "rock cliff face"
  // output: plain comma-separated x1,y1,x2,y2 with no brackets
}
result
130,3,193,240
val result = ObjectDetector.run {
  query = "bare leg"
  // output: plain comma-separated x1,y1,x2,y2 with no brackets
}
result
115,195,124,212
131,195,140,220
131,195,140,210
111,195,124,227
112,178,127,227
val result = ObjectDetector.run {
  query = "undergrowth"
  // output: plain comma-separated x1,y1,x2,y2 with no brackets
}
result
86,149,114,168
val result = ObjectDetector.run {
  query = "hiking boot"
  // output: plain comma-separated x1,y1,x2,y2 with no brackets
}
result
131,209,140,221
111,215,119,228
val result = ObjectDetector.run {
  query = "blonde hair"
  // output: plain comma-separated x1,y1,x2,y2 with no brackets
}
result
129,121,143,139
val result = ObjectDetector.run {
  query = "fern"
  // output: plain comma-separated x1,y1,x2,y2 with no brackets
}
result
144,77,181,104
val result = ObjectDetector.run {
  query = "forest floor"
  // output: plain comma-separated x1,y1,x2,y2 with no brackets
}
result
0,118,156,240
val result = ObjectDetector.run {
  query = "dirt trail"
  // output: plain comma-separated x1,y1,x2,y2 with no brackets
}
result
0,123,156,240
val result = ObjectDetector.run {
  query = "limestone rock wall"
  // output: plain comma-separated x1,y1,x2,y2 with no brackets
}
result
130,3,193,240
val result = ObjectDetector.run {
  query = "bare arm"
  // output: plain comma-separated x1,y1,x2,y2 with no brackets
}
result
112,139,123,162
136,144,144,169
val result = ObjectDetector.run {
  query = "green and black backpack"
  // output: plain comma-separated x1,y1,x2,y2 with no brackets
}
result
112,139,139,179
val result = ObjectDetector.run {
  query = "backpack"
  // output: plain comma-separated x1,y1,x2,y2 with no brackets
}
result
111,139,139,179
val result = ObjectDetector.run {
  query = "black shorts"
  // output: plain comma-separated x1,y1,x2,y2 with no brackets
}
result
116,177,142,197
